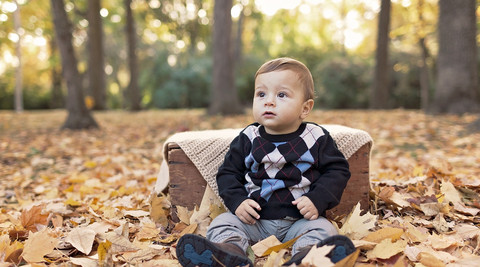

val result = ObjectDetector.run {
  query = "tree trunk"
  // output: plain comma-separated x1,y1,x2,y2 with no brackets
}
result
234,6,244,63
49,35,65,109
430,0,479,114
370,0,391,109
125,0,141,111
87,0,106,110
417,0,431,111
51,0,98,129
208,0,243,115
13,0,23,113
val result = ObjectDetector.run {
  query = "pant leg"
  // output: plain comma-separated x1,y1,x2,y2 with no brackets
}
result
206,212,264,252
283,216,338,255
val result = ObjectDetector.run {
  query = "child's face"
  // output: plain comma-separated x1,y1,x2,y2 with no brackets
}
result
253,70,314,135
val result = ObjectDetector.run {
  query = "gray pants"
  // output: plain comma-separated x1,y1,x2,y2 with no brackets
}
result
206,212,337,255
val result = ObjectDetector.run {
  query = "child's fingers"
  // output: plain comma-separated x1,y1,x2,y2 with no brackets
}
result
235,200,261,224
246,199,261,211
245,204,260,220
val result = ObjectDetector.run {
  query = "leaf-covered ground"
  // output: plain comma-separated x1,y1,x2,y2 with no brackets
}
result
1,109,479,266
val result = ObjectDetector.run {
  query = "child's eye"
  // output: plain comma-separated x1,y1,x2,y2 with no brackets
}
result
278,92,286,98
257,92,265,97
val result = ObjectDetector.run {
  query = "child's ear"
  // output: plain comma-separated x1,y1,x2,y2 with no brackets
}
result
301,99,314,119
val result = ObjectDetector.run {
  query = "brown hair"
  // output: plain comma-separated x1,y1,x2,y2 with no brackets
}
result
255,57,315,100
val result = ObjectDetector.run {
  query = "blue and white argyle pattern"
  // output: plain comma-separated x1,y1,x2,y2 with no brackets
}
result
242,124,326,205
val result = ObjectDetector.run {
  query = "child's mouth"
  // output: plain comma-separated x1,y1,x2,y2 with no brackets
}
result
263,111,275,116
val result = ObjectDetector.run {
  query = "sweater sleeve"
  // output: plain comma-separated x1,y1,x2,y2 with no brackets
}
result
216,133,250,213
304,128,351,216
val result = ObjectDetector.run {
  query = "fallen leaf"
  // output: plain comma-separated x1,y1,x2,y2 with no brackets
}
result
418,252,446,267
66,227,97,255
176,206,193,225
301,244,335,266
252,235,282,257
122,247,166,262
362,227,404,243
20,204,49,232
97,240,112,266
261,234,303,257
105,231,139,253
262,249,287,267
340,202,378,239
367,238,407,260
70,257,98,267
21,228,58,263
441,181,462,204
404,222,428,243
136,222,160,240
453,223,480,239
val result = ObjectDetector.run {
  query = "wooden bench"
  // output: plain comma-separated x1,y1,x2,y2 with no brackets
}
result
164,128,372,221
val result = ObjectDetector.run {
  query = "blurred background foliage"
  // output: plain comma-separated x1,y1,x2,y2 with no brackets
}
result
0,0,456,110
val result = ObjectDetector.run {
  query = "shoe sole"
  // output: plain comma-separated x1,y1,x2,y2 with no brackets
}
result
177,234,252,267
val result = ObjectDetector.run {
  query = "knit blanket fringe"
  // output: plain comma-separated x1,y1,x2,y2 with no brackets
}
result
154,125,373,200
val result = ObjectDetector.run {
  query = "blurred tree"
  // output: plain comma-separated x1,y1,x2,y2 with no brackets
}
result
417,0,432,111
13,0,23,112
51,0,98,129
49,34,65,109
87,0,106,110
430,0,478,114
125,0,141,111
208,0,242,115
370,0,391,109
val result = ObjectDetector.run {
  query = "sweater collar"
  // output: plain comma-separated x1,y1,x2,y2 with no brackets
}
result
258,123,306,142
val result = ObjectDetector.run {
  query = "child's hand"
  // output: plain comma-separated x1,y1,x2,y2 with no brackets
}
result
292,196,319,220
235,199,261,225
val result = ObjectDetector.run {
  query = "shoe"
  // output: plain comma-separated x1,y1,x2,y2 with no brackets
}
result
177,234,253,267
282,235,355,266
318,235,355,263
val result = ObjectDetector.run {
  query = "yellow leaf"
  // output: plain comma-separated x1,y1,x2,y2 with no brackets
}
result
98,240,112,264
367,238,407,260
412,165,424,177
179,223,198,236
21,229,58,263
363,227,404,243
65,198,82,207
252,235,282,257
84,161,97,169
158,234,179,244
261,234,303,257
69,173,88,183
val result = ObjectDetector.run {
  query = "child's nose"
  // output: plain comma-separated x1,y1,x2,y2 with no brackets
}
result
265,95,275,106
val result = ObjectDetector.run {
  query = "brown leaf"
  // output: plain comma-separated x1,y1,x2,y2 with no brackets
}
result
363,227,404,243
20,204,49,232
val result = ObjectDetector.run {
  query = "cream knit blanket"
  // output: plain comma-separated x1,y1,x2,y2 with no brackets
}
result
154,125,373,198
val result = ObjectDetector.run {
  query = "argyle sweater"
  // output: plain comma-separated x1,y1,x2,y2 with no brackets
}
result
216,122,351,220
